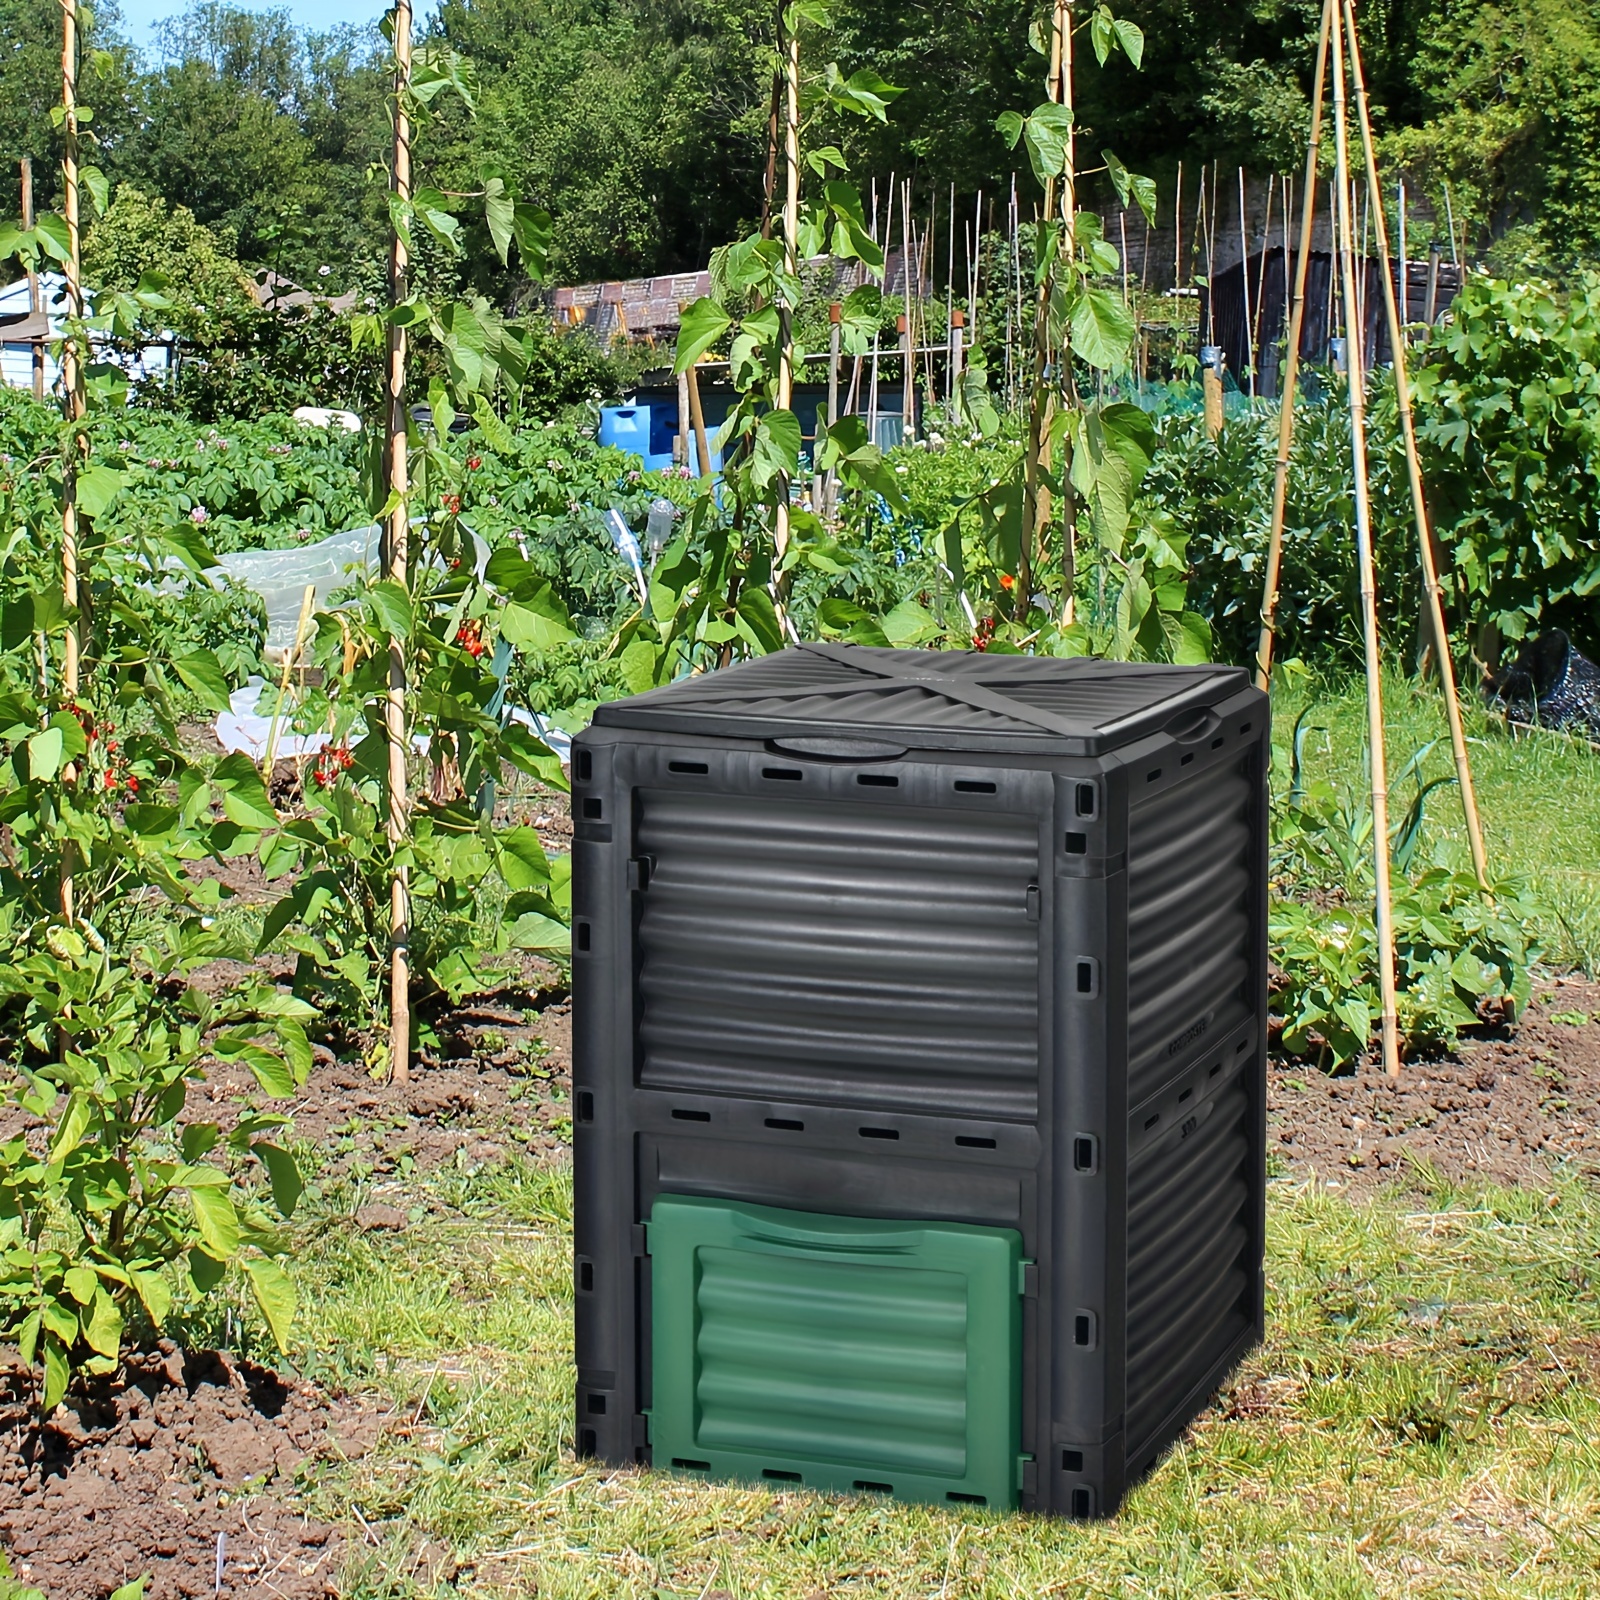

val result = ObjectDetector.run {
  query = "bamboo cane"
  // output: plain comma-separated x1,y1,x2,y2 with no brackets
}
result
685,358,713,481
1330,0,1401,1077
59,0,87,932
1238,168,1255,399
1254,0,1335,690
773,1,800,569
20,160,44,402
1019,0,1070,622
385,0,414,1082
1253,173,1275,384
1341,0,1491,896
262,585,317,781
900,181,915,442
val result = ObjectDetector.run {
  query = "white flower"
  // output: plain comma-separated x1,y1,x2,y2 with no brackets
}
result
190,505,209,524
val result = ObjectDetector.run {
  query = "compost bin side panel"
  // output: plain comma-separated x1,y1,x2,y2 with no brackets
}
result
571,728,641,1466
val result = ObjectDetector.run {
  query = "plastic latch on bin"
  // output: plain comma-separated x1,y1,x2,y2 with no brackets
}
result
1017,1261,1038,1297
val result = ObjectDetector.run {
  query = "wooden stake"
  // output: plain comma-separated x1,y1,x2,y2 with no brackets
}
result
825,301,841,515
59,0,86,932
1342,0,1491,896
900,180,915,442
1330,0,1401,1078
385,0,414,1083
20,159,44,402
1254,0,1333,690
1238,167,1254,398
1020,0,1070,623
685,358,713,481
773,0,800,571
1173,161,1183,290
1253,173,1275,384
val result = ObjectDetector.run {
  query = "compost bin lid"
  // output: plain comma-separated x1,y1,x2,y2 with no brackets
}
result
590,642,1254,756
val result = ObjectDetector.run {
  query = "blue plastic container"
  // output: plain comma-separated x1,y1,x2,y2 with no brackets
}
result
600,404,676,473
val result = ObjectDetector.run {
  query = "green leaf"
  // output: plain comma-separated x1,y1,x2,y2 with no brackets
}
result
736,586,785,654
484,185,514,265
26,726,63,783
824,64,905,121
1070,286,1138,371
619,638,658,693
34,213,71,265
881,598,941,646
253,1143,303,1219
75,464,125,520
130,1269,171,1327
1113,16,1145,68
188,1185,241,1260
188,1249,226,1293
512,204,552,281
674,298,733,374
84,1287,123,1358
751,410,802,489
171,650,232,714
242,1257,296,1352
109,1578,150,1600
42,1338,69,1412
81,163,110,215
500,597,575,651
507,911,571,953
212,754,278,829
366,580,414,639
999,103,1074,186
49,1092,91,1163
500,826,552,890
63,1265,98,1305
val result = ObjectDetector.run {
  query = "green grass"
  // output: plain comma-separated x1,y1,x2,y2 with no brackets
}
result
1270,668,1600,972
287,1153,1600,1600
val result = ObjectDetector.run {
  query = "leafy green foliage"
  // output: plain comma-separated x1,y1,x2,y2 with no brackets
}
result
0,937,310,1411
1413,272,1600,653
1270,713,1540,1069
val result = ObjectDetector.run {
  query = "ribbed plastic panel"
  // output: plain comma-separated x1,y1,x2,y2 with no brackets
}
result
635,790,1042,1119
649,1196,1022,1507
1124,1075,1254,1448
1126,761,1255,1105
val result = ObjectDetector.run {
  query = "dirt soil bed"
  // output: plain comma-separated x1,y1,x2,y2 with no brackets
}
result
1270,973,1600,1193
0,1346,391,1599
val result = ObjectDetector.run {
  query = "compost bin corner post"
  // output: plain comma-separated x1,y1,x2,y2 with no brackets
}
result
386,0,415,1084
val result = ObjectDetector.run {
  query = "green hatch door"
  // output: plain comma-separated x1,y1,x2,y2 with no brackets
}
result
649,1194,1023,1509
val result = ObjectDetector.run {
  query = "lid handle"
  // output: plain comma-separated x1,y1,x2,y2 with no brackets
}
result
1164,706,1222,744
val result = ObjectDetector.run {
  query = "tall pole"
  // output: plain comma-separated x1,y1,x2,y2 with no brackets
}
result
825,300,841,515
1019,0,1070,624
773,0,800,570
385,0,414,1082
1254,0,1334,690
900,180,915,443
1331,0,1401,1078
1238,167,1254,399
59,0,86,932
1342,0,1491,897
20,160,44,402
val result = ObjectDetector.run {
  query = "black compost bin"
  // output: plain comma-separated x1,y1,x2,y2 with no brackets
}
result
571,643,1268,1517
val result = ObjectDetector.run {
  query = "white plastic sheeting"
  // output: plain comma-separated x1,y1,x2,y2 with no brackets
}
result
214,524,381,656
213,676,574,769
